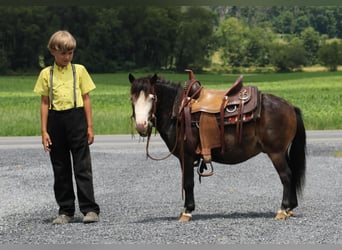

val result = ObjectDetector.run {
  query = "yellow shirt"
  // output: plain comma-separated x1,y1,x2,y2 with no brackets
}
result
33,63,96,111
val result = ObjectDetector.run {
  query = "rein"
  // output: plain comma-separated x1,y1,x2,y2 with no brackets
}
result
131,87,180,162
131,83,186,199
145,117,179,161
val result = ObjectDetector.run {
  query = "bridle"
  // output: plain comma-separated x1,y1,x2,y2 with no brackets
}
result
130,82,179,161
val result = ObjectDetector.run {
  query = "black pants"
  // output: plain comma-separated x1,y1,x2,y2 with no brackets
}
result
48,108,100,216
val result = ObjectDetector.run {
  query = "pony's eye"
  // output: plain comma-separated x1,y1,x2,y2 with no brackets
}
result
149,94,156,101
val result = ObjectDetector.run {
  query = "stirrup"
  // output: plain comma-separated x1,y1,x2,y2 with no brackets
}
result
196,158,214,183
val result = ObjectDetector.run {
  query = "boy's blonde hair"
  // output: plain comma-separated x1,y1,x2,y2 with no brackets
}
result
47,30,76,52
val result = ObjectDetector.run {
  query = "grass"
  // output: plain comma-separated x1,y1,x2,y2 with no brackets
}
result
0,71,341,136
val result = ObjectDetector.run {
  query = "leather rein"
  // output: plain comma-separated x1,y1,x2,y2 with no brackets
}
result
131,87,180,161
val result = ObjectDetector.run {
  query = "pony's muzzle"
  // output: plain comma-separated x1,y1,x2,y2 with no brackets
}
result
136,121,147,132
135,121,151,137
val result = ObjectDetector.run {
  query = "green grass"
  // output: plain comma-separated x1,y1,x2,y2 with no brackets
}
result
0,71,341,136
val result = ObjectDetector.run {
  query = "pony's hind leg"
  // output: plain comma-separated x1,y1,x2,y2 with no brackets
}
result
268,152,298,220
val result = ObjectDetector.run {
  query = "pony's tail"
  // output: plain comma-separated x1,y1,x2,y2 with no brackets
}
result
287,107,306,196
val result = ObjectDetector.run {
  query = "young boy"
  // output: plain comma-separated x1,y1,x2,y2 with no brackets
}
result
34,30,100,224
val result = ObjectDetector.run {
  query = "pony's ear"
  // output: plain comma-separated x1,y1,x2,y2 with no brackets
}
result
129,73,135,83
151,74,158,84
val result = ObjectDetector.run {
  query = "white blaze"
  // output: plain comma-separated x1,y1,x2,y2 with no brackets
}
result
133,91,153,131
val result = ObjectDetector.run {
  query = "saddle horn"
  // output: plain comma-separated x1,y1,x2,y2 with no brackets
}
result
185,69,195,80
183,69,202,100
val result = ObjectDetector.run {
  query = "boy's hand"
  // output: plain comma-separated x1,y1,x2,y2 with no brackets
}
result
42,132,52,152
87,127,94,145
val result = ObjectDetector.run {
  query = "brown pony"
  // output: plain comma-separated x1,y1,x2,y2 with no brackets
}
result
129,72,306,222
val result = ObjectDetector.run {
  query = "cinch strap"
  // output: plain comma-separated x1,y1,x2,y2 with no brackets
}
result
49,64,77,110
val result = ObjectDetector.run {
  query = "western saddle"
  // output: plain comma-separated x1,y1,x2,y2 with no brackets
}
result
179,70,261,167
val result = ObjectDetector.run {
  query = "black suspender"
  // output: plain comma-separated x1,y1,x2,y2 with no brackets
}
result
49,64,77,110
49,67,53,110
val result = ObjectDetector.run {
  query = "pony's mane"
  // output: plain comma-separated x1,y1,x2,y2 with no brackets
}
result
156,76,182,91
155,76,184,118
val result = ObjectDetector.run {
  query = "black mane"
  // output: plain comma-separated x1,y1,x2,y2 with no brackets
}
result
155,77,184,119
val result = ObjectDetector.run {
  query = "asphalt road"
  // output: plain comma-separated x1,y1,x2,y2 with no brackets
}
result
0,131,341,244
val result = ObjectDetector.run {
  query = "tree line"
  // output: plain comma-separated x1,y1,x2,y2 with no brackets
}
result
1,6,342,74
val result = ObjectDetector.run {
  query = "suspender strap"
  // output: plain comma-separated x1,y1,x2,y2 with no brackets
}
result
49,66,54,110
71,64,77,108
49,64,77,110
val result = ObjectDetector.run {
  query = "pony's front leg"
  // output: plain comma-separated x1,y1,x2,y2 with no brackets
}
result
178,157,195,222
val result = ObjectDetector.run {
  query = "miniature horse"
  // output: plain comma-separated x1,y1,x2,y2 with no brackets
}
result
129,73,306,222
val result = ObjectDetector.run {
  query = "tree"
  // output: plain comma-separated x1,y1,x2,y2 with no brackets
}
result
0,7,46,71
174,7,216,72
301,27,321,66
269,38,306,72
0,48,8,74
80,8,122,72
110,6,181,71
2,6,342,74
244,26,275,67
273,10,295,34
318,40,342,71
214,17,248,67
135,7,181,70
215,17,274,68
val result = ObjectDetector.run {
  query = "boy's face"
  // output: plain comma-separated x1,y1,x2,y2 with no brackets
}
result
50,49,74,67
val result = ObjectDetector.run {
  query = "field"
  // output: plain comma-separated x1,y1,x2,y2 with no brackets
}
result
0,71,341,136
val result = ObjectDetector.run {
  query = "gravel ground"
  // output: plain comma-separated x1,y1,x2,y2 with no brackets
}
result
0,131,341,244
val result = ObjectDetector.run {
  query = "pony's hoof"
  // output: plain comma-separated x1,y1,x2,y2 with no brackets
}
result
275,209,294,220
178,211,192,222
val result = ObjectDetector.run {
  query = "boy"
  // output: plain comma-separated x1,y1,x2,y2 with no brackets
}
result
34,30,100,224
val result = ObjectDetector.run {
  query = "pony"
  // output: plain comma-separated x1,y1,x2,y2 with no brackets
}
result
129,72,306,222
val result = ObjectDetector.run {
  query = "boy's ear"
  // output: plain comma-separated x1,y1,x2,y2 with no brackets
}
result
49,49,56,56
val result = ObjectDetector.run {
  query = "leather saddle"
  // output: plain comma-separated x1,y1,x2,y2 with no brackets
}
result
180,70,261,164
